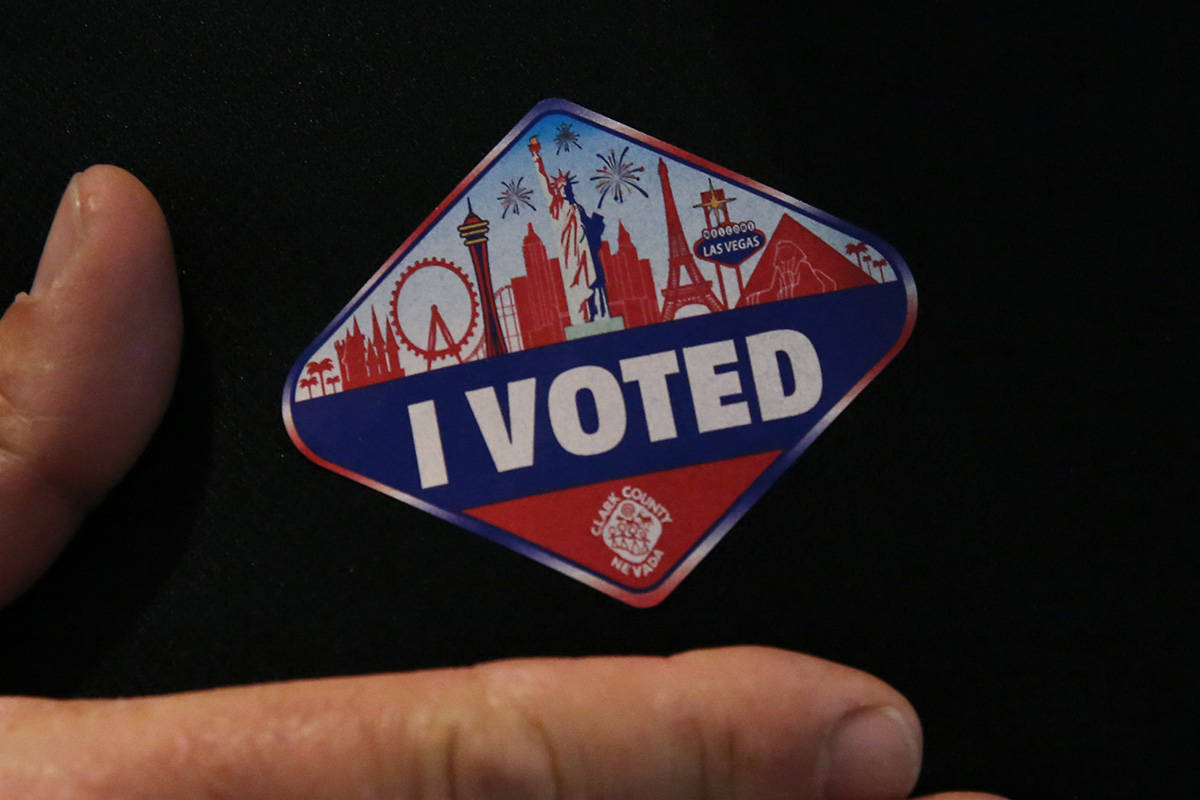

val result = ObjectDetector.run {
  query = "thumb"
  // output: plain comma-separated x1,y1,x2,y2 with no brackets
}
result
0,165,181,606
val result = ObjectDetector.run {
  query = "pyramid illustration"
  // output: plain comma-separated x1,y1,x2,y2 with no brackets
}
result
737,214,877,306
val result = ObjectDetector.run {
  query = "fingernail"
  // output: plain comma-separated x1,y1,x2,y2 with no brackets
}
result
822,705,921,800
32,172,86,296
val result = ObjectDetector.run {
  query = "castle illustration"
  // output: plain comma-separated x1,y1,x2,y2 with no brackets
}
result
333,308,405,391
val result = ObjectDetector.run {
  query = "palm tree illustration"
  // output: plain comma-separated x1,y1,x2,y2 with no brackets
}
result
305,359,334,396
326,375,341,394
844,242,869,274
872,257,888,282
299,376,316,399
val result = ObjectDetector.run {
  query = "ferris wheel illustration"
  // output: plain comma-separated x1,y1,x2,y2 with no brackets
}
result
389,257,485,371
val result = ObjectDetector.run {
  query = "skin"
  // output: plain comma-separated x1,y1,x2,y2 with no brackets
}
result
0,165,1006,800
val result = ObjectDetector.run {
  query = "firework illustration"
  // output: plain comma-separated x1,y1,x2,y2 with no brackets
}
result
553,122,582,155
590,146,649,208
497,176,536,218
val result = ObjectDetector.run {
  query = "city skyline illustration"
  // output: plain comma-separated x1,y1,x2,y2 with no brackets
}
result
296,113,896,401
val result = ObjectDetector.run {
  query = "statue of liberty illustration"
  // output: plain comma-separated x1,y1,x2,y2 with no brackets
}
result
563,178,609,321
529,135,594,325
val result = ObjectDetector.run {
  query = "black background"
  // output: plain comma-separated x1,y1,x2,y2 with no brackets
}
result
0,4,1191,797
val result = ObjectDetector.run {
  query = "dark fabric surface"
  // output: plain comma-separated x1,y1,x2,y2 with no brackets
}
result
0,5,1190,797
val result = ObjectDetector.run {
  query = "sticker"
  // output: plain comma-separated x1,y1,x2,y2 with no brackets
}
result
283,99,916,607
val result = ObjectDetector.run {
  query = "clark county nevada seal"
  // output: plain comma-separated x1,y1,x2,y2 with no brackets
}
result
592,486,672,578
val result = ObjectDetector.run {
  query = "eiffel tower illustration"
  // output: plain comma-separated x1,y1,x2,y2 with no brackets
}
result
656,158,726,321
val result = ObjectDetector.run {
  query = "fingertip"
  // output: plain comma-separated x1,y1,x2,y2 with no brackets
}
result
0,164,180,607
679,647,924,799
823,705,922,800
76,163,166,219
80,164,171,233
25,162,181,491
32,165,171,297
71,164,175,301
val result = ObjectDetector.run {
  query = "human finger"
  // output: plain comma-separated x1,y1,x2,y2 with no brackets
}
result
0,165,181,605
0,646,925,799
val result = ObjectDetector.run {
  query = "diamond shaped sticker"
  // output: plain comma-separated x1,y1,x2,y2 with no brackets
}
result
283,99,916,606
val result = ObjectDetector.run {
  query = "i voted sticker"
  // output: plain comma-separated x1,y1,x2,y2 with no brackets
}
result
283,99,916,607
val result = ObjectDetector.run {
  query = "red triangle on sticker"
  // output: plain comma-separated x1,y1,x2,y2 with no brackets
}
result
736,214,877,306
465,450,782,591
